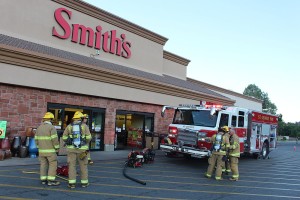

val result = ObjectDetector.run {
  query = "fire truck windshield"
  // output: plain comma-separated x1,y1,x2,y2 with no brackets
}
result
173,109,217,127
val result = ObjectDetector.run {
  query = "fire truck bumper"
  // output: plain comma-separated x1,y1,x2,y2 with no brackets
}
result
160,144,210,158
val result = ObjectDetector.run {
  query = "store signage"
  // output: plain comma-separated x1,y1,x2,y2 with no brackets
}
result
0,121,7,139
52,7,132,59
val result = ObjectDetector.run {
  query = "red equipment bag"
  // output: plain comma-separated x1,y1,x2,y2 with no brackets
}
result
57,165,68,177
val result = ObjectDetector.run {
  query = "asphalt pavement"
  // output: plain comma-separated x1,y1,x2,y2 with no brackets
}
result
1,141,300,200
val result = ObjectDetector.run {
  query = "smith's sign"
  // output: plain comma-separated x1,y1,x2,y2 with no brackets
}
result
52,8,132,59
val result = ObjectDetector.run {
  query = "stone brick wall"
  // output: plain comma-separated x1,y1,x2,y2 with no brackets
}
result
0,84,173,145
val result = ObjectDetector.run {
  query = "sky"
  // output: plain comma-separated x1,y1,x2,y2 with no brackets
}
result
84,0,300,123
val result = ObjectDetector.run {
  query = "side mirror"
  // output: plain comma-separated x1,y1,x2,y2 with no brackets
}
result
210,107,216,116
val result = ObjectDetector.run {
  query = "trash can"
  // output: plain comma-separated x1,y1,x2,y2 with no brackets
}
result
145,132,159,150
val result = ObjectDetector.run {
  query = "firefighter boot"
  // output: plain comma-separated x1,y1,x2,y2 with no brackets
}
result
47,180,60,186
68,184,76,189
88,159,94,165
81,183,90,188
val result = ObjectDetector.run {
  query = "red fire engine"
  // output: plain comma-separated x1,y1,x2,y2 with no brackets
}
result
160,102,278,159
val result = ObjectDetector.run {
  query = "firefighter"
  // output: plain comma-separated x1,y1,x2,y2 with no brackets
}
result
35,112,60,186
205,128,230,180
221,126,231,175
63,111,92,189
228,129,240,181
82,114,93,165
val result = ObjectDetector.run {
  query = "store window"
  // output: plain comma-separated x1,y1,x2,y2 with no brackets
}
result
47,103,105,151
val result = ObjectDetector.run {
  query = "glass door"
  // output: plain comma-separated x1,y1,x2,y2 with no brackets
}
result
90,111,105,151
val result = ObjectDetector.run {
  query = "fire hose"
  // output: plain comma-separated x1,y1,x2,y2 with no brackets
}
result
123,161,146,185
22,171,68,181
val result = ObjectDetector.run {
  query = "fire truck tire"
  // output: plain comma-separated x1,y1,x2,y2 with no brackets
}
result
261,142,269,159
184,154,192,159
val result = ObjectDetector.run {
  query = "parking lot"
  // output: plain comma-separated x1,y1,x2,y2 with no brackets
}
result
0,141,300,200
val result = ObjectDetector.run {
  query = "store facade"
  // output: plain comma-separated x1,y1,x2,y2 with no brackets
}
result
0,0,254,152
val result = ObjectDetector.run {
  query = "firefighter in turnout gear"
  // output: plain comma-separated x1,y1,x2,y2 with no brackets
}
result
228,129,240,181
63,111,92,189
205,129,230,180
35,112,60,186
82,114,93,165
221,126,231,175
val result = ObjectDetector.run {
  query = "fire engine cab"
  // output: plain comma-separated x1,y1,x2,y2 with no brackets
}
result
160,102,278,159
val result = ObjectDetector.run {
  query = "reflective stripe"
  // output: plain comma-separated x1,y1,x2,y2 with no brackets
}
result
66,145,89,150
48,176,56,181
232,175,239,178
205,173,211,177
54,145,59,149
215,176,222,180
81,180,88,184
231,144,236,149
39,149,56,153
230,153,240,157
69,179,76,184
40,176,47,180
51,134,58,139
62,136,68,140
86,135,92,139
35,136,52,140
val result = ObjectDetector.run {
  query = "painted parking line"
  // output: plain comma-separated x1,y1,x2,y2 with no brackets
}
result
0,196,36,200
3,172,300,193
0,181,299,199
1,171,300,199
0,183,186,200
89,167,300,181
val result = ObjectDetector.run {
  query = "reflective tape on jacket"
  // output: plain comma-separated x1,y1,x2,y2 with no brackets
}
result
65,145,89,150
229,152,240,157
85,134,92,139
35,135,57,140
38,149,56,153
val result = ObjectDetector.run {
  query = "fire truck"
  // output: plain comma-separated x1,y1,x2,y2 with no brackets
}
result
160,102,278,159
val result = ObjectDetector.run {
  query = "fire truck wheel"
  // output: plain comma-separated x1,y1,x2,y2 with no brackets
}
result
261,142,269,159
184,154,192,159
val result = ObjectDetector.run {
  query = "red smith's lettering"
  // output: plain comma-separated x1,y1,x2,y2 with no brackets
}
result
52,7,132,59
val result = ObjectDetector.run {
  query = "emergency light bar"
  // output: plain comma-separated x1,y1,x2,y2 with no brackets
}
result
178,104,202,108
199,101,223,109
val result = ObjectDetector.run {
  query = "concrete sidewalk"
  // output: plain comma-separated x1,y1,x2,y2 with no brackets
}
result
0,149,164,167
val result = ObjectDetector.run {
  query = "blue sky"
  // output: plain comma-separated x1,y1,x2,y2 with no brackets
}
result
84,0,300,123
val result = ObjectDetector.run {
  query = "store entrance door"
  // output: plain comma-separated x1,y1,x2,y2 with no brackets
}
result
115,111,154,150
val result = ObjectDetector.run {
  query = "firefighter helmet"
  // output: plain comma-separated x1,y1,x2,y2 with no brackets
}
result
82,114,89,119
43,112,54,119
220,126,230,133
72,111,84,119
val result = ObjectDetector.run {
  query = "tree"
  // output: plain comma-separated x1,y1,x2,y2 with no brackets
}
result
243,84,277,115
